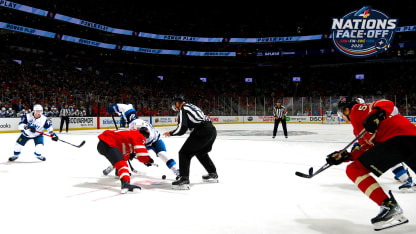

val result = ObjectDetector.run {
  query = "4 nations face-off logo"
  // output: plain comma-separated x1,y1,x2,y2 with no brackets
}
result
331,6,398,58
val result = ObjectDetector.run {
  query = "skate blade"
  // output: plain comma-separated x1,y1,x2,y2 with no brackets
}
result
120,188,140,194
172,184,190,190
203,178,219,183
373,214,409,231
399,187,416,193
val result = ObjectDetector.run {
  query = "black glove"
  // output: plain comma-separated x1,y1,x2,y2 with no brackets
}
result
106,104,117,114
144,157,154,167
129,152,135,161
326,150,351,165
27,123,36,133
363,107,386,133
51,132,59,141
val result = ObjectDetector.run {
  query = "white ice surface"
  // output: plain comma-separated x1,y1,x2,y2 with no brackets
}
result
1,124,415,234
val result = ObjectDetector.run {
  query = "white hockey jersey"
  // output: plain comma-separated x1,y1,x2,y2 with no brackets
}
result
19,113,54,138
110,104,137,124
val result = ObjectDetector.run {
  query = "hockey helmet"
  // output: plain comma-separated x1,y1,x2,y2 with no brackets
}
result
132,119,147,129
33,104,43,118
33,104,43,113
138,126,150,139
337,97,360,120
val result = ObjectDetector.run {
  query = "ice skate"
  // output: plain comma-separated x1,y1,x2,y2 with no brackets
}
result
371,191,408,231
398,177,416,192
121,181,141,194
36,155,46,161
202,172,219,183
172,176,190,190
8,156,19,161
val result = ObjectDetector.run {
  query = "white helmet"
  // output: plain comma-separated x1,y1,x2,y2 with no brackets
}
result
33,104,43,113
132,119,147,130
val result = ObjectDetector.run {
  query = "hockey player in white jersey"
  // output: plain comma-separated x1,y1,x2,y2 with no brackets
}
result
9,104,59,161
0,107,6,118
107,104,179,177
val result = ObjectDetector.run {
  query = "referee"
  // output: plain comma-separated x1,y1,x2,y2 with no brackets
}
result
272,102,288,139
59,104,70,133
163,95,217,189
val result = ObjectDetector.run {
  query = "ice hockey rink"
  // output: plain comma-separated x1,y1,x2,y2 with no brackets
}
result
1,123,415,234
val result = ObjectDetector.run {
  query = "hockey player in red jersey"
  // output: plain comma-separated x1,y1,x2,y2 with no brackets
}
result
97,127,153,193
326,97,416,231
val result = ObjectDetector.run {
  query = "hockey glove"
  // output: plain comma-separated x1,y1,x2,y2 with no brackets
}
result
106,105,117,114
363,107,386,133
27,123,37,133
144,157,154,167
129,152,135,161
51,133,59,141
326,150,351,165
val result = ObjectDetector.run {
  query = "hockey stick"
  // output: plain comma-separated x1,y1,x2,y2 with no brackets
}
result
111,114,119,130
36,130,85,148
295,130,367,179
103,162,159,176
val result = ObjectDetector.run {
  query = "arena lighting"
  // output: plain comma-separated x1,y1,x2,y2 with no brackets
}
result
355,74,365,80
12,59,22,65
245,78,253,83
293,77,301,82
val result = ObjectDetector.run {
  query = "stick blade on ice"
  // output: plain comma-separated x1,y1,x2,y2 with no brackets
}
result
78,140,86,148
295,171,311,178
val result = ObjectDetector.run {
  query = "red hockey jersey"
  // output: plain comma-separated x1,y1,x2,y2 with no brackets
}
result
349,99,416,160
98,129,150,163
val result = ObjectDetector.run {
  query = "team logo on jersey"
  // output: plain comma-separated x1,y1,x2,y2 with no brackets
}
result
331,6,398,58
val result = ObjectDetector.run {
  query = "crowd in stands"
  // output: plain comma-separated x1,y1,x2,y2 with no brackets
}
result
1,48,416,118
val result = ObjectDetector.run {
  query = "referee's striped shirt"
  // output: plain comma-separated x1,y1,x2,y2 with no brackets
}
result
170,103,210,136
273,105,287,118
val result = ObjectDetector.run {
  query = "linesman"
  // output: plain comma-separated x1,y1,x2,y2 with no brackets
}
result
272,102,288,139
163,95,218,189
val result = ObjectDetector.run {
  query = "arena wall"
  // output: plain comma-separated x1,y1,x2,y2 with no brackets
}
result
1,115,414,133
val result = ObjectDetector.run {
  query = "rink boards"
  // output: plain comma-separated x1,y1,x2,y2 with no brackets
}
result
1,115,415,133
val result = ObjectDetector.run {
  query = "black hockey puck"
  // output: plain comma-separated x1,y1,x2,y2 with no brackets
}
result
162,175,166,180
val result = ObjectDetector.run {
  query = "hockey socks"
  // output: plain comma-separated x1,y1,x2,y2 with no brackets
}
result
114,161,130,183
346,162,388,206
114,161,141,193
158,151,179,176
